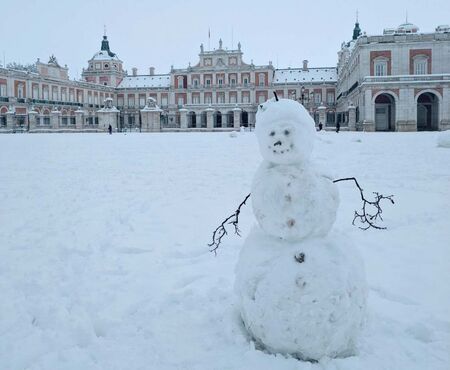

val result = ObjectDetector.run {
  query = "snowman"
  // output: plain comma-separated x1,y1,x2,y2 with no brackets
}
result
234,97,367,361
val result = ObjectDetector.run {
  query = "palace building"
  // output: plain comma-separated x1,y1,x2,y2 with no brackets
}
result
0,21,449,133
336,21,450,131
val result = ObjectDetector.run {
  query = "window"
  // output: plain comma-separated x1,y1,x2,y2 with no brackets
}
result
327,92,335,104
117,96,124,108
414,57,428,75
218,78,223,86
230,78,236,86
61,90,66,102
374,59,388,76
258,94,266,104
32,86,39,99
217,94,225,103
128,96,135,108
77,91,83,103
52,88,58,101
314,93,321,104
0,84,6,96
139,96,146,108
242,94,250,103
17,84,24,99
258,73,265,86
94,95,99,105
193,95,200,104
95,63,101,70
243,78,248,86
193,79,199,87
206,79,211,86
177,97,184,106
177,76,184,88
104,63,109,69
161,96,168,107
69,91,74,102
43,87,49,100
88,94,93,104
205,95,212,104
230,94,236,103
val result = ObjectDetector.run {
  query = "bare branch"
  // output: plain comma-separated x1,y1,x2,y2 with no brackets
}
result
208,177,394,254
208,193,251,255
333,177,394,230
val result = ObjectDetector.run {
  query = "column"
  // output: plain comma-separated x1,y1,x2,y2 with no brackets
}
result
179,108,188,129
318,104,327,128
348,103,356,131
205,107,214,130
441,86,450,130
28,109,38,131
51,109,60,129
233,106,241,129
363,89,375,132
75,108,84,130
6,109,14,131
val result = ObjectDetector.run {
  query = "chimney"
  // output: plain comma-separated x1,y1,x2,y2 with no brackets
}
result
132,67,137,76
149,66,155,76
302,60,308,71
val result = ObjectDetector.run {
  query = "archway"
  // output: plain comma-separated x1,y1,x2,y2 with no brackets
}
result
417,92,439,131
201,112,207,128
226,111,234,128
241,111,248,127
213,111,222,128
374,93,395,131
188,111,197,128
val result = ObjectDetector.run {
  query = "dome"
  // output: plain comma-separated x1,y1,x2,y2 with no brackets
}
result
397,22,419,33
90,35,120,61
91,50,120,61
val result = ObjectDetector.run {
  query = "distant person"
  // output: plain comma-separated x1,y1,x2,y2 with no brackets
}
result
336,122,340,133
318,123,323,131
108,124,112,135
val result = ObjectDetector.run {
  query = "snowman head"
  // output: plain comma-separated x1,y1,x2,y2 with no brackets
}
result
255,97,316,165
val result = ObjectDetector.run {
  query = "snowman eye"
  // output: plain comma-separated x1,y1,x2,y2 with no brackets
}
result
269,131,275,136
284,130,290,135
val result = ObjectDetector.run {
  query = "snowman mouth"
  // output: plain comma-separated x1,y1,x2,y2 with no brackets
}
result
272,148,290,154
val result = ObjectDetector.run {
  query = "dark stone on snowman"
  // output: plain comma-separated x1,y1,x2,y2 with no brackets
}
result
234,98,367,361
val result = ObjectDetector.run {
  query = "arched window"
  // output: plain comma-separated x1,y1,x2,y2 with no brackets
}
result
374,57,388,76
414,56,428,75
17,84,24,99
177,76,184,88
258,73,265,86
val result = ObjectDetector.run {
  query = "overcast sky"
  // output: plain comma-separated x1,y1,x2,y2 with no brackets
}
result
1,0,449,79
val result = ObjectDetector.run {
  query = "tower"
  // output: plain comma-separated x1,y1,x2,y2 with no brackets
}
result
81,32,126,87
352,11,361,40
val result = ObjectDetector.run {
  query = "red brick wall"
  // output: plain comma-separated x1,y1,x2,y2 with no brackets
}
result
370,50,392,76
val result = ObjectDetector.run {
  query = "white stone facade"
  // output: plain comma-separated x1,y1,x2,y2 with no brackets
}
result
337,22,450,131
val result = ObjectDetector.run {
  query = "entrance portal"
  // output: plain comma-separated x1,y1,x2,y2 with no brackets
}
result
374,94,395,131
417,92,439,131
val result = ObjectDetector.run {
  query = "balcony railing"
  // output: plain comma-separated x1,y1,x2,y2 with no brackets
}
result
362,73,450,84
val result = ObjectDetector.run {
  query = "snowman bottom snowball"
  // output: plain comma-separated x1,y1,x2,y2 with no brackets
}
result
234,228,367,361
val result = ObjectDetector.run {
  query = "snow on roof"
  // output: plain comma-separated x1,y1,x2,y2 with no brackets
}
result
118,75,171,89
91,50,120,61
273,68,337,84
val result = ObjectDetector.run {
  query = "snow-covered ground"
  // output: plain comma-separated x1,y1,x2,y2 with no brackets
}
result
1,131,449,370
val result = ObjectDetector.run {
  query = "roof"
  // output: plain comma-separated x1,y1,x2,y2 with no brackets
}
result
117,74,171,89
91,50,120,61
273,68,337,84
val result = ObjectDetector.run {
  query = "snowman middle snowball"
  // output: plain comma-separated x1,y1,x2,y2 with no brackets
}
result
252,98,339,241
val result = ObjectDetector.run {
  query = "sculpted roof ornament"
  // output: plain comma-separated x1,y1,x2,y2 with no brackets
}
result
48,55,60,67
